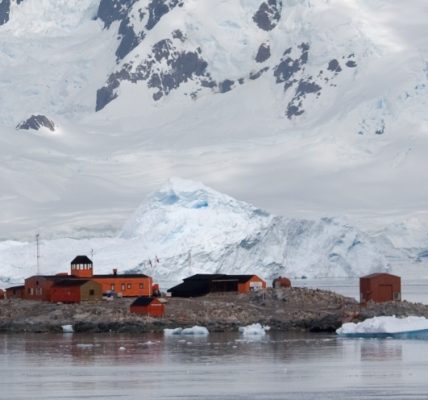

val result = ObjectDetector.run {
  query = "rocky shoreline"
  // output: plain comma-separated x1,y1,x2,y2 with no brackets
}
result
1,288,428,334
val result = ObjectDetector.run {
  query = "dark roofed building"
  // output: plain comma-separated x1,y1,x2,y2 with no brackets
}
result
168,274,266,297
130,296,165,317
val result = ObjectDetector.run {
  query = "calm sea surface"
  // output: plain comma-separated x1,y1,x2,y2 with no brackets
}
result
1,331,428,400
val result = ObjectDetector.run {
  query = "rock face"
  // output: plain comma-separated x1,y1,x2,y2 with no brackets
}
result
253,0,282,31
16,115,55,132
93,0,362,123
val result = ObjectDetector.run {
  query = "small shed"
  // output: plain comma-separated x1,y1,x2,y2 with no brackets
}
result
272,276,292,289
50,279,102,303
5,285,25,299
360,273,401,304
130,296,165,317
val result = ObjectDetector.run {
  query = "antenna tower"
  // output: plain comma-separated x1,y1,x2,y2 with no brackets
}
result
36,233,40,275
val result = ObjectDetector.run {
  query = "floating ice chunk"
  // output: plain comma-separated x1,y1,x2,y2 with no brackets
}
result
119,346,126,351
164,327,184,336
62,324,74,333
181,326,209,335
337,316,428,335
164,326,209,336
239,323,270,336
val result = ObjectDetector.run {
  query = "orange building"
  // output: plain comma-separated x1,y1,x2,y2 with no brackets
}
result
18,255,153,302
69,256,153,297
130,297,165,317
360,273,401,304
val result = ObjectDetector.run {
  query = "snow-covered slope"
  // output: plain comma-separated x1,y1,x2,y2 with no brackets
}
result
0,179,400,288
0,0,427,245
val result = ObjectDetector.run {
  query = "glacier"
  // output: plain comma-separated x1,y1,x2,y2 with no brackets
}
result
0,178,410,289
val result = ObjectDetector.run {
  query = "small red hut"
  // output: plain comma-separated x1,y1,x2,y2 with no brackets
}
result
272,276,291,289
360,273,401,304
130,297,165,317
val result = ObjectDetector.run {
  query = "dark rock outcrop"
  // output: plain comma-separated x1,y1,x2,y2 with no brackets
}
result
253,0,282,31
16,115,55,132
96,34,212,110
255,43,271,63
97,0,184,62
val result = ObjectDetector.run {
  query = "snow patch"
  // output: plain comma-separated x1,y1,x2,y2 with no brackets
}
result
239,323,270,336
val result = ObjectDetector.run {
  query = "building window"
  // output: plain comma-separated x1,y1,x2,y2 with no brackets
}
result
89,289,95,296
27,288,31,294
139,283,144,289
111,284,115,291
121,284,125,291
127,284,132,289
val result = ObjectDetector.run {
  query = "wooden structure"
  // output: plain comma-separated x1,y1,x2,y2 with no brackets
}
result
360,273,401,304
130,296,165,317
50,279,102,303
272,277,291,289
5,285,25,299
168,274,266,297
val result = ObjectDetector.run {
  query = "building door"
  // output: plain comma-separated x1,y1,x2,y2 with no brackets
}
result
378,284,393,302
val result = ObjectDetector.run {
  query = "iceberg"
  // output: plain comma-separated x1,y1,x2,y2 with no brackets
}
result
61,324,74,333
164,326,209,336
239,323,270,336
336,316,428,339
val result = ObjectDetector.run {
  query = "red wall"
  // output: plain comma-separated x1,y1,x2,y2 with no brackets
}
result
50,286,81,303
95,276,153,297
238,276,267,293
360,274,401,304
130,300,165,317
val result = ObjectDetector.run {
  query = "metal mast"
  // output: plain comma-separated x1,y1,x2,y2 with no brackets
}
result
36,233,40,275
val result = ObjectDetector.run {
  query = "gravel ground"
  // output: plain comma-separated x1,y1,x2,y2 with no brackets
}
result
1,288,428,333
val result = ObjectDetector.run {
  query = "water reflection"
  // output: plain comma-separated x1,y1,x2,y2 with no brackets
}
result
1,332,428,400
360,340,403,362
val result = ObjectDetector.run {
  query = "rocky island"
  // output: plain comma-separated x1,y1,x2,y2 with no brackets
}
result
1,288,428,334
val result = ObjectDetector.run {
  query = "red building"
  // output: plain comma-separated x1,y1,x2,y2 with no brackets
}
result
50,279,102,303
130,297,165,317
360,273,401,304
5,285,25,299
0,289,4,300
272,276,292,289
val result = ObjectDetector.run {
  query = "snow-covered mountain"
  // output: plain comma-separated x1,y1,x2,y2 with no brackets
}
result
0,1,427,248
0,178,414,289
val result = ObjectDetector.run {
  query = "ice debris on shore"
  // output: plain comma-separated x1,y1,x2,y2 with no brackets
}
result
164,326,209,336
337,316,428,335
239,323,270,336
62,324,74,333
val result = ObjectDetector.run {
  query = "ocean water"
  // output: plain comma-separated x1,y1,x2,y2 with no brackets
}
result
1,331,428,400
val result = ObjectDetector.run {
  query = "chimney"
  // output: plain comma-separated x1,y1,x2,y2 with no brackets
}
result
113,268,117,276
